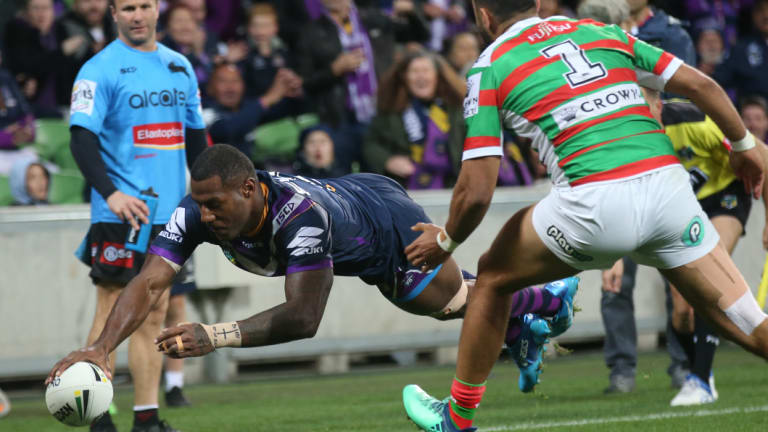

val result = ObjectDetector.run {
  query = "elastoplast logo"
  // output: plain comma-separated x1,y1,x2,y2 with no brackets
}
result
133,122,184,149
128,88,186,109
547,225,593,262
682,216,704,247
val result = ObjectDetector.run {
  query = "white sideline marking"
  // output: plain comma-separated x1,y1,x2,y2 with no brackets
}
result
483,404,768,431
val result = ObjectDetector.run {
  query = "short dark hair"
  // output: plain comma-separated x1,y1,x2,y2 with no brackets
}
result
740,95,768,116
473,0,537,21
191,144,256,187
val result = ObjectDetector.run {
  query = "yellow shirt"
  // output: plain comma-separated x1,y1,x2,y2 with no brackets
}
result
663,100,735,200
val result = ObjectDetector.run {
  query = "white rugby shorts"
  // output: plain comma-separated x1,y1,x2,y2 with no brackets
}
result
532,165,719,270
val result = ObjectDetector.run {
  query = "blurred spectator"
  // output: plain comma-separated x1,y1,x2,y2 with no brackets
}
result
253,0,311,53
577,0,630,27
443,31,479,78
3,0,69,117
715,0,768,103
161,5,215,95
694,20,726,76
363,51,463,189
740,95,768,141
422,0,468,52
0,59,36,151
498,135,535,186
683,0,752,49
203,64,301,158
240,3,292,98
293,125,347,178
9,155,50,206
298,0,429,171
626,0,696,66
538,0,576,18
55,0,115,106
202,0,242,41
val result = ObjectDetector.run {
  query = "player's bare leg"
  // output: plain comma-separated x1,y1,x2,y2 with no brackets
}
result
129,287,170,406
454,205,579,384
661,244,768,360
87,285,122,375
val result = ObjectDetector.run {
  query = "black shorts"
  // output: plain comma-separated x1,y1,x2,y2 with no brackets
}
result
79,222,196,292
699,180,751,235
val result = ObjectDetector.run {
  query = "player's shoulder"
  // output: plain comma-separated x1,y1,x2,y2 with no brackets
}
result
662,99,705,127
157,42,195,69
78,40,123,78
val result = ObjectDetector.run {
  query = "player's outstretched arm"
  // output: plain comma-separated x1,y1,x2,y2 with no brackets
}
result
45,255,176,384
156,268,334,358
406,156,500,270
666,64,765,197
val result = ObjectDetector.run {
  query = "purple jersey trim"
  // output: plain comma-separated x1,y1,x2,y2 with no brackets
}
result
285,259,333,275
149,245,185,266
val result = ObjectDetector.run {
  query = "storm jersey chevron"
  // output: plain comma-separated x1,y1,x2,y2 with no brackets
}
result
463,16,684,187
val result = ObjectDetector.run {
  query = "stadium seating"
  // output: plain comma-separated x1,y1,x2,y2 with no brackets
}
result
0,176,12,206
49,169,86,204
252,113,319,163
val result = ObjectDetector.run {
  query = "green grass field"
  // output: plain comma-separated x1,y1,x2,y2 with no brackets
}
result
3,346,767,432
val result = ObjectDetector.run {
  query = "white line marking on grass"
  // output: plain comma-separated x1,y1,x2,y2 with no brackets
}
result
483,404,768,431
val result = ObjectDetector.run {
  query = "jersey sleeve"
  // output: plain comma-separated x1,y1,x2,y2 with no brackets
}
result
182,56,206,130
626,31,684,91
274,204,333,276
462,61,503,161
148,196,206,272
69,61,112,134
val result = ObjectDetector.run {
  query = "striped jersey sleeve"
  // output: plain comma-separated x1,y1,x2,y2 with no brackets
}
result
462,58,503,160
623,29,684,91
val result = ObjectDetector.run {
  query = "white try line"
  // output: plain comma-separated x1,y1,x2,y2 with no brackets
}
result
482,404,768,431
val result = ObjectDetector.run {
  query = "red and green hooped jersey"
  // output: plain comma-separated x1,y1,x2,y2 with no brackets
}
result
463,16,684,187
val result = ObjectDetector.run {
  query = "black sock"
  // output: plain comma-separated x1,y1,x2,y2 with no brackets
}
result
673,327,695,369
134,408,159,426
91,412,114,429
692,315,719,384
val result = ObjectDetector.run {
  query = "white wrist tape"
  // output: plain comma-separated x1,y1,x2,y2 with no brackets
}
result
436,230,460,253
201,322,242,349
723,291,767,335
731,132,756,152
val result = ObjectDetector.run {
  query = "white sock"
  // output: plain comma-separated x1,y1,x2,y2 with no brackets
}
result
164,371,184,392
133,404,158,411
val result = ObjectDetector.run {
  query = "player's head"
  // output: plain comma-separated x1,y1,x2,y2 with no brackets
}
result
190,144,261,241
640,87,662,126
740,96,768,140
110,0,159,49
471,0,538,44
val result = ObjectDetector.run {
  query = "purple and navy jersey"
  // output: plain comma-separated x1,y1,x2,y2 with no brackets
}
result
70,39,205,224
149,172,405,283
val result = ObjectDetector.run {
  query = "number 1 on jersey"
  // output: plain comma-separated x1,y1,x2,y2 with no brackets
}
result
541,39,607,88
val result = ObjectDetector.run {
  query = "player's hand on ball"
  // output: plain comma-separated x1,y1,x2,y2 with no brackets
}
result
405,222,451,272
45,345,112,385
729,147,765,199
155,322,214,359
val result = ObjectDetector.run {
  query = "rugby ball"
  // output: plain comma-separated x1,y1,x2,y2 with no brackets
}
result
45,362,113,427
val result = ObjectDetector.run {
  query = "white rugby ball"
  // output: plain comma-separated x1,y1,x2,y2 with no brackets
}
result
45,362,113,427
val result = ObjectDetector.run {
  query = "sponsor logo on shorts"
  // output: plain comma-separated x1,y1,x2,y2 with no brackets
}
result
70,79,97,116
133,122,184,149
682,216,704,247
720,194,738,210
287,227,324,257
100,242,134,268
546,225,593,262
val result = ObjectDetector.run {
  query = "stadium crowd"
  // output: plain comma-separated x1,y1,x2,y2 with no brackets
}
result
0,0,767,205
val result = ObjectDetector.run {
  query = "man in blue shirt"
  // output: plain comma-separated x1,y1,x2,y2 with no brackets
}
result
47,145,580,399
67,1,206,431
